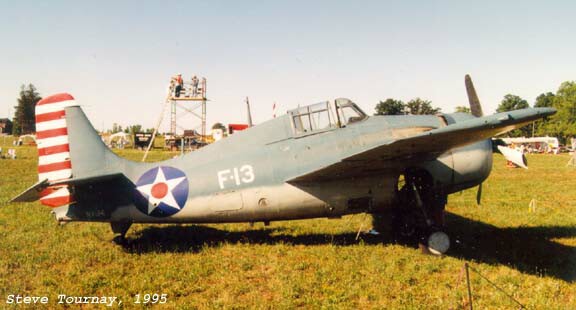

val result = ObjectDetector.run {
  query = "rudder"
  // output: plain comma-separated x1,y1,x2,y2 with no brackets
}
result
35,93,76,207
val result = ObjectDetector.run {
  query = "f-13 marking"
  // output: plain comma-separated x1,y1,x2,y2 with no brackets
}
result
217,165,255,189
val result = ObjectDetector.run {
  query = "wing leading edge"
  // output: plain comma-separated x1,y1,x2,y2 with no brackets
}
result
289,107,556,183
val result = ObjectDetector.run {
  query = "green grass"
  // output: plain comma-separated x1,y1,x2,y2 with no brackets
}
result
1,140,575,309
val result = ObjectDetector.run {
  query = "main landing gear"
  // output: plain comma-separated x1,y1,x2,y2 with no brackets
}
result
374,170,450,255
402,170,449,255
111,222,132,245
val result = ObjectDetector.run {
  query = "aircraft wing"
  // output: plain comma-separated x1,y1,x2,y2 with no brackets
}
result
289,107,555,183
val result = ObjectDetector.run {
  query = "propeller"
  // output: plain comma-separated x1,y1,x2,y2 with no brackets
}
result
465,74,485,204
476,183,483,206
464,75,528,205
465,74,483,117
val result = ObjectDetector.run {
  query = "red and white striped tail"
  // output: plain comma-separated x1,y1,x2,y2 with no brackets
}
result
35,93,75,208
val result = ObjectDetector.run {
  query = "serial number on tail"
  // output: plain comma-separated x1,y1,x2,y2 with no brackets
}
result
217,165,255,189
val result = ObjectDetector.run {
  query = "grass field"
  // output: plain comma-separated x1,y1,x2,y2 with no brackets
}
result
1,139,575,309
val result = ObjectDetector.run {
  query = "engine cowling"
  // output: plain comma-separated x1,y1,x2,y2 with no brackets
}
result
417,113,494,194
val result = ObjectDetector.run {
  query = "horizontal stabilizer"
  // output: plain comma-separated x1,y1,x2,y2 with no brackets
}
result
11,179,50,202
11,173,126,203
50,173,126,186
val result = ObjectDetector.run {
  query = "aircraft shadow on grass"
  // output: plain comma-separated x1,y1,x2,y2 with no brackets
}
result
122,213,576,282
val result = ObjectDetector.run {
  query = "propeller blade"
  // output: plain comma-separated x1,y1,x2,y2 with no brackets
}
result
465,74,484,117
476,183,482,205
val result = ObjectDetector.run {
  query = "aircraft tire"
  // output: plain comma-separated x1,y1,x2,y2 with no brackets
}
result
425,231,450,255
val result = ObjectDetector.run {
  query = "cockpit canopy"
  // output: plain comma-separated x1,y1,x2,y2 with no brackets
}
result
288,98,367,135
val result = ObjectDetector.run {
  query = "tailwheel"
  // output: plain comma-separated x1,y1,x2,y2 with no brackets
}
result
110,222,132,245
112,235,127,245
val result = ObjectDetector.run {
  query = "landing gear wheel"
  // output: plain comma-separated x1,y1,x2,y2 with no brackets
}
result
425,231,450,255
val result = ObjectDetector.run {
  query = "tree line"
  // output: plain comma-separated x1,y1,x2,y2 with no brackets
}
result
9,81,576,142
11,84,153,136
374,80,576,142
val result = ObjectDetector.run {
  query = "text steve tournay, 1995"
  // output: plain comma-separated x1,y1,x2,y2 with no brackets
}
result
6,294,122,307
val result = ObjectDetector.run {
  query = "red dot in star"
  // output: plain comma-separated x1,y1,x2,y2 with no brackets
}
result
151,182,168,199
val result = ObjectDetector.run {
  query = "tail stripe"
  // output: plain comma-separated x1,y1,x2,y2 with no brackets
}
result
35,93,76,208
40,196,72,208
36,110,66,123
39,187,72,207
38,152,70,166
38,161,72,173
36,99,76,115
37,136,69,149
36,118,67,132
38,144,70,157
36,93,74,105
39,170,73,183
36,127,68,139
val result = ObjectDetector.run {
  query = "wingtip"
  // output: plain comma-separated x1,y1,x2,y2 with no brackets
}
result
533,107,557,117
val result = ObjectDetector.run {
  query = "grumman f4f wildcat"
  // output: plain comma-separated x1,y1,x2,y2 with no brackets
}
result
12,75,555,255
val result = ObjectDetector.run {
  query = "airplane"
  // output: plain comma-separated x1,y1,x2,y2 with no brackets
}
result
11,75,555,255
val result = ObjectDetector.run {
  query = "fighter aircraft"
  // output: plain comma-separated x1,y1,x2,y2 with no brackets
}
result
12,75,555,255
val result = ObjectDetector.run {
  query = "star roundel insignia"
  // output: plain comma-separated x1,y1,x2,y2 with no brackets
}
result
133,166,189,217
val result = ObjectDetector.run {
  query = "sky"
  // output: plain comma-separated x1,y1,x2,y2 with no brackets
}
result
1,1,575,133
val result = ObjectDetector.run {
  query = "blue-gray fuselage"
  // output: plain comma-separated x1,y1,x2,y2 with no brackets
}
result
59,106,491,224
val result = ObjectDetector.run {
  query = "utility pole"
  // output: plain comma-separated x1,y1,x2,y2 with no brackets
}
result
246,97,253,127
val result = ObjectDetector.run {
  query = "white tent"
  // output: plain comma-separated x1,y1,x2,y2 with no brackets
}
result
107,132,132,148
501,136,559,153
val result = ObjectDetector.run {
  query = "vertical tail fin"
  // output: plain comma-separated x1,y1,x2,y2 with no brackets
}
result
35,93,76,207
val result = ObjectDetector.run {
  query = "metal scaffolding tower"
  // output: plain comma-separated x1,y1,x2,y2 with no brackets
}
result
169,77,208,142
142,76,208,162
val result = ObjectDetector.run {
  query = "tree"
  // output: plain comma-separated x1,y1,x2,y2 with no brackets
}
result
375,98,405,115
128,124,142,134
405,98,440,115
538,81,576,142
13,84,41,135
112,123,123,133
532,92,556,137
496,94,529,113
454,106,471,113
534,92,555,108
497,94,530,137
212,122,226,130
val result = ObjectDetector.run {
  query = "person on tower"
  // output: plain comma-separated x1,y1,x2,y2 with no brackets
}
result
175,74,183,98
191,75,199,96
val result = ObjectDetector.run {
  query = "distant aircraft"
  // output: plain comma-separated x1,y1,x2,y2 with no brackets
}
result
12,75,555,255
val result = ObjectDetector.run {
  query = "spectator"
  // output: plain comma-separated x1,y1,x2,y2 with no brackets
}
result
175,74,183,97
191,75,199,96
7,148,16,159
